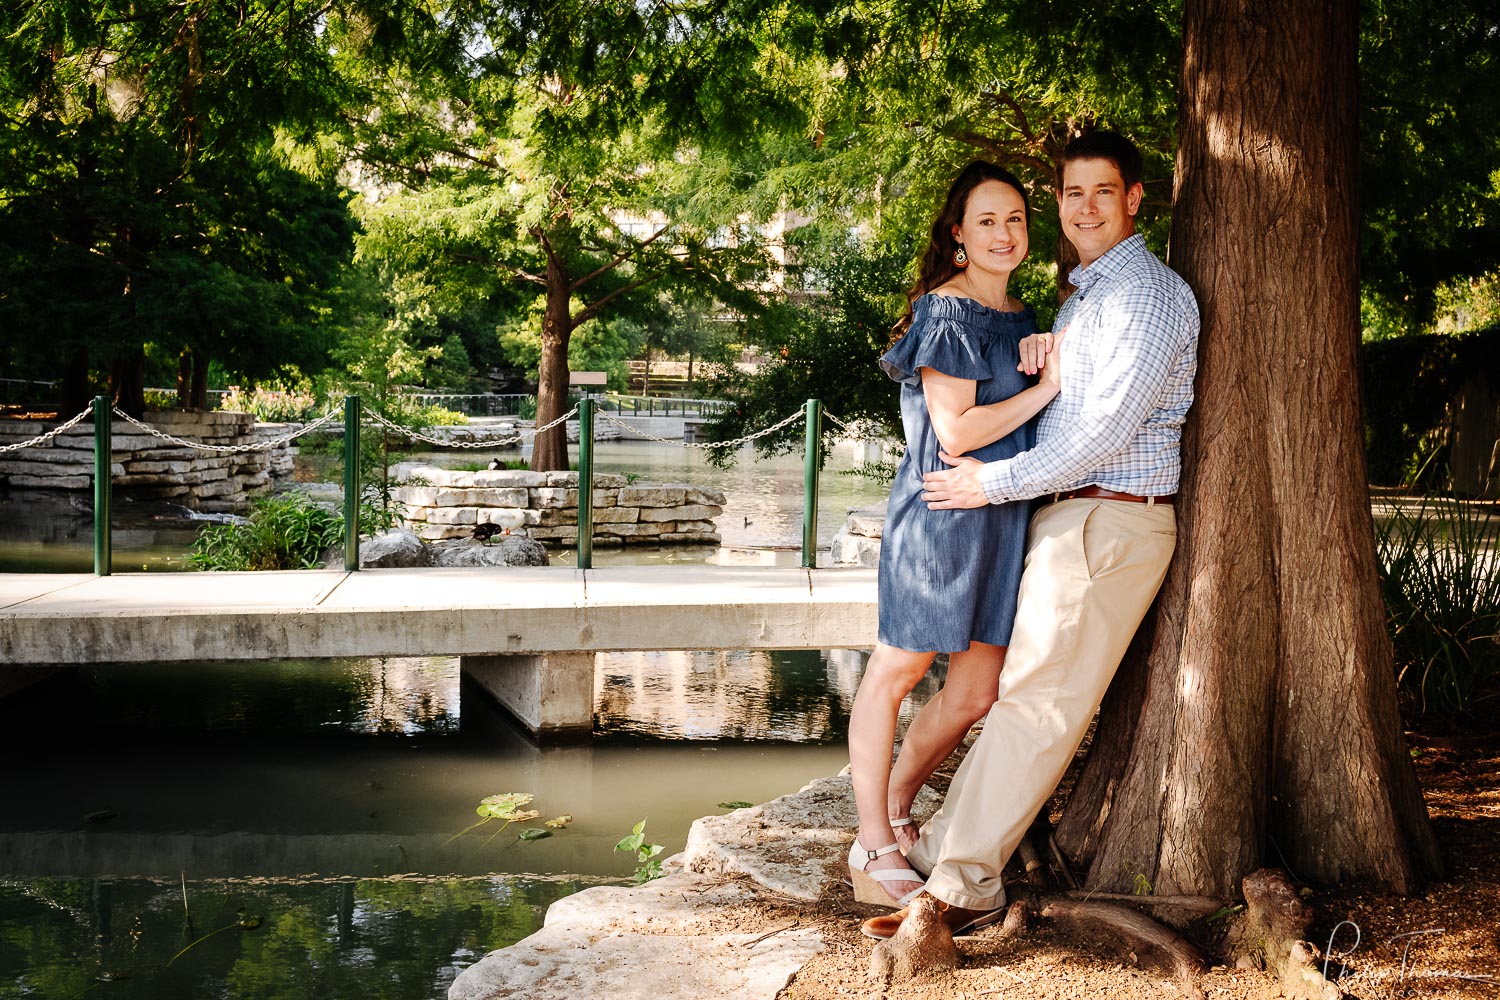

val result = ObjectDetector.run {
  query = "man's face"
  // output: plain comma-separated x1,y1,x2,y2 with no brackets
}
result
1057,157,1143,267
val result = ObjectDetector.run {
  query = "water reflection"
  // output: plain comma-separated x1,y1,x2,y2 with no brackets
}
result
0,874,585,1000
596,648,939,741
0,490,200,573
0,647,943,999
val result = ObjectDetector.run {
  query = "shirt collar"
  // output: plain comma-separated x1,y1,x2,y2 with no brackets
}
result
1067,233,1148,294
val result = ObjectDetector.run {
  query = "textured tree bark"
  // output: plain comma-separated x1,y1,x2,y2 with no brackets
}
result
189,352,209,410
110,348,146,418
530,256,573,472
1056,0,1441,897
60,348,90,419
176,351,193,409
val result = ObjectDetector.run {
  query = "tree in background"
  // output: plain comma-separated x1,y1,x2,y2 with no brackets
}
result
1359,0,1500,331
691,0,1184,460
343,4,781,470
0,0,357,415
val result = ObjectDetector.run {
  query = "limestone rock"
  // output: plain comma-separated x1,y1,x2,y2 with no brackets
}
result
430,535,548,567
619,485,686,507
682,774,940,902
829,531,882,567
830,501,886,566
843,501,887,537
354,529,434,569
448,872,820,1000
639,503,722,523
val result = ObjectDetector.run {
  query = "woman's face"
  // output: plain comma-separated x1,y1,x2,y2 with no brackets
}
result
951,179,1028,277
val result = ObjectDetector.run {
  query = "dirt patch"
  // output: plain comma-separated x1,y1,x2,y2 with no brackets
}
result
757,724,1500,999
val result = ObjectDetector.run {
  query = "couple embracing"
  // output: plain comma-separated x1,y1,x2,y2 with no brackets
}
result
846,131,1201,939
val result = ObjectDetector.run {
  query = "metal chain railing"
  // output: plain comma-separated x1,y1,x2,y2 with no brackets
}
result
824,410,885,440
358,403,579,449
594,407,806,449
110,406,344,453
0,406,94,454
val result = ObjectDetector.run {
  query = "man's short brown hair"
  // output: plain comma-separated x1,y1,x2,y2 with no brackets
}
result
1058,131,1144,190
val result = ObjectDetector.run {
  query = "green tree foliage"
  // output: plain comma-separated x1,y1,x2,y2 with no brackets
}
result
0,0,360,415
701,237,914,465
342,4,782,469
1360,0,1500,329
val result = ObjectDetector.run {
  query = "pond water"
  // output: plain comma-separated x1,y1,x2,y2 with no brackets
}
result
0,439,906,999
0,652,941,999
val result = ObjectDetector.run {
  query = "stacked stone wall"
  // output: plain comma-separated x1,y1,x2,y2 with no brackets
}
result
393,465,725,547
0,410,295,512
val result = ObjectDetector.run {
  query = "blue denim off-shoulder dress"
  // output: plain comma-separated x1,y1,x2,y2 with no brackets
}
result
876,294,1037,653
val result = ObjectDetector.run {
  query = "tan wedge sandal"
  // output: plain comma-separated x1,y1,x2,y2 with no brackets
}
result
847,839,925,907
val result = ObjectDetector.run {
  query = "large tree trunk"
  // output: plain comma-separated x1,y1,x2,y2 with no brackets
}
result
1055,0,1441,897
190,351,209,410
60,348,91,419
530,257,572,472
176,350,193,409
110,347,146,418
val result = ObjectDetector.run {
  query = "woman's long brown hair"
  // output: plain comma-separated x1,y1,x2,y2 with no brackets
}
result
891,161,1031,340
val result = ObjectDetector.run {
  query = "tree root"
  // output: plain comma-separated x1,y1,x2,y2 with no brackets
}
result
1223,869,1342,1000
866,889,1207,990
1040,897,1208,982
1062,890,1227,926
868,895,957,985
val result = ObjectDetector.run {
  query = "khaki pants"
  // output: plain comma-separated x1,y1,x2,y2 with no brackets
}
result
905,497,1176,910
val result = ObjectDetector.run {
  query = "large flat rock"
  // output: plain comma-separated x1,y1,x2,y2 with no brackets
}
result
449,872,821,1000
682,774,940,901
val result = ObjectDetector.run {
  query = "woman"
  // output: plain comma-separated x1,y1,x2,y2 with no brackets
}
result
846,161,1061,906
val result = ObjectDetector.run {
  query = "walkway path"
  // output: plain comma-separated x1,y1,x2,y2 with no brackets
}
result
0,565,876,664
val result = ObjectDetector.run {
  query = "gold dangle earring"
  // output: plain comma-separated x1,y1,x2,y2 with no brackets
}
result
953,244,969,269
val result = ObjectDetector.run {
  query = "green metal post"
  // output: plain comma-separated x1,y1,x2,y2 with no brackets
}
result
577,396,594,569
343,395,360,571
802,398,822,569
92,395,112,576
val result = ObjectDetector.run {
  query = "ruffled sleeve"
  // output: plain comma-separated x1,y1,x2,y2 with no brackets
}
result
879,308,996,387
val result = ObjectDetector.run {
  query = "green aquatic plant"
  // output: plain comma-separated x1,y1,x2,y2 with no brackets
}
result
615,819,665,884
448,793,568,847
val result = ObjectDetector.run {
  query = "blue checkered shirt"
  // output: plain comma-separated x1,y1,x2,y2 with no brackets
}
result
978,234,1200,503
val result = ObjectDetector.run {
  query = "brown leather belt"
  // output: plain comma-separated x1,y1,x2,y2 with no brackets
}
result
1052,486,1174,505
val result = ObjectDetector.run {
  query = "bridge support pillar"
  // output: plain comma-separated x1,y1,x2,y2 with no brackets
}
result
460,652,595,742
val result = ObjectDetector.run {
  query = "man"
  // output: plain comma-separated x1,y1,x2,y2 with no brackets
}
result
862,130,1200,939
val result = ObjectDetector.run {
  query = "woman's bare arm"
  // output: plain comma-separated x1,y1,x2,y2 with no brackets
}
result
920,368,1059,457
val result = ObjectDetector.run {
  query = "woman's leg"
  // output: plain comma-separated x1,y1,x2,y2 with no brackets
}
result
848,641,935,900
887,642,1007,850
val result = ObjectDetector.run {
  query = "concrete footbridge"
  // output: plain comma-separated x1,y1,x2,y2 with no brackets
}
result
0,565,877,740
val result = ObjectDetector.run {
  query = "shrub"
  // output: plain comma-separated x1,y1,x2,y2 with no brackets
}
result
191,492,344,571
219,382,322,423
1376,497,1500,717
405,402,468,426
143,388,178,410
